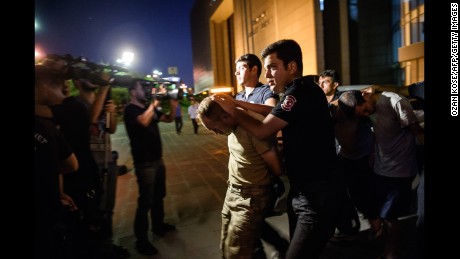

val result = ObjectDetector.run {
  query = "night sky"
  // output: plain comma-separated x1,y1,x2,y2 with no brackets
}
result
35,0,195,87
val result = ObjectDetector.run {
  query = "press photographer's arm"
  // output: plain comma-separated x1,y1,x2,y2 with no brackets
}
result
152,85,180,123
135,89,160,127
90,74,117,134
128,81,178,127
159,99,179,123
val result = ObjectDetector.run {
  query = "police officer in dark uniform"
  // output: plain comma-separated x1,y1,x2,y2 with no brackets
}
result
214,39,346,259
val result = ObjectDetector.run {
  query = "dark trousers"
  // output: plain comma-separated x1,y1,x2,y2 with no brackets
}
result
35,220,73,259
134,159,166,242
406,145,424,259
175,117,183,133
191,118,199,134
335,155,373,235
338,155,372,217
98,161,118,237
286,183,344,259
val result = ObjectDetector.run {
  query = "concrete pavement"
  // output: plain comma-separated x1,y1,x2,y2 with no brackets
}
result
110,118,415,259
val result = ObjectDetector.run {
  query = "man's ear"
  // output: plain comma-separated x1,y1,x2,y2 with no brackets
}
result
251,65,258,74
333,82,339,90
288,61,297,74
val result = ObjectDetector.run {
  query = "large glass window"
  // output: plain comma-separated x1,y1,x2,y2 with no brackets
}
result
401,0,424,46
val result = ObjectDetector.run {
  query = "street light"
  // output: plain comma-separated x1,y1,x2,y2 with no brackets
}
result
152,70,163,78
116,51,134,66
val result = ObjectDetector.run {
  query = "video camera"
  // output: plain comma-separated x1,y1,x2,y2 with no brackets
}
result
139,80,184,101
41,54,130,86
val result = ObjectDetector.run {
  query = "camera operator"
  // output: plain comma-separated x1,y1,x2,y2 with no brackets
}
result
123,79,178,256
35,64,112,258
73,79,129,258
35,65,79,258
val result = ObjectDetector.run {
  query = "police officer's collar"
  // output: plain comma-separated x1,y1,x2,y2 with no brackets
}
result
284,81,294,90
294,75,316,84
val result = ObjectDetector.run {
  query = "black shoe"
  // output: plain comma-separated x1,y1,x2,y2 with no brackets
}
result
135,240,158,256
153,223,176,236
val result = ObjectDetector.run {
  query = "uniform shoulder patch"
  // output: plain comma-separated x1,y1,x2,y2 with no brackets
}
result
281,95,297,111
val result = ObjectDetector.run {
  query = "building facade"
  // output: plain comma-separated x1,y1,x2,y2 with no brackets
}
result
190,0,424,94
398,0,424,85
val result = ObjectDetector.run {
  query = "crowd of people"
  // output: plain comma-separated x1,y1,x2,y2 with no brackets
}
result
35,60,130,258
201,39,424,259
35,38,424,259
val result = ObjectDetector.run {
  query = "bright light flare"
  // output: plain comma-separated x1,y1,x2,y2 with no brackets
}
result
210,87,232,93
121,51,134,66
35,47,45,63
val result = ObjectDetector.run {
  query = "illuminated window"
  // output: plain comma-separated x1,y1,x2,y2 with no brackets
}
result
401,0,424,46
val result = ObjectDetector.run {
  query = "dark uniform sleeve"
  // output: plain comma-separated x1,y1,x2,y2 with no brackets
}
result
56,127,73,162
37,117,73,162
270,86,301,124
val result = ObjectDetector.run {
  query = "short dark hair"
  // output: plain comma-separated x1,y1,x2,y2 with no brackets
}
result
338,90,365,118
261,39,303,75
236,54,262,78
197,97,225,121
319,69,340,83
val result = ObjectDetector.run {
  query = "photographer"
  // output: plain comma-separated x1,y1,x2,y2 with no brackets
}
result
35,61,112,257
74,78,129,258
35,65,79,258
124,79,178,256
